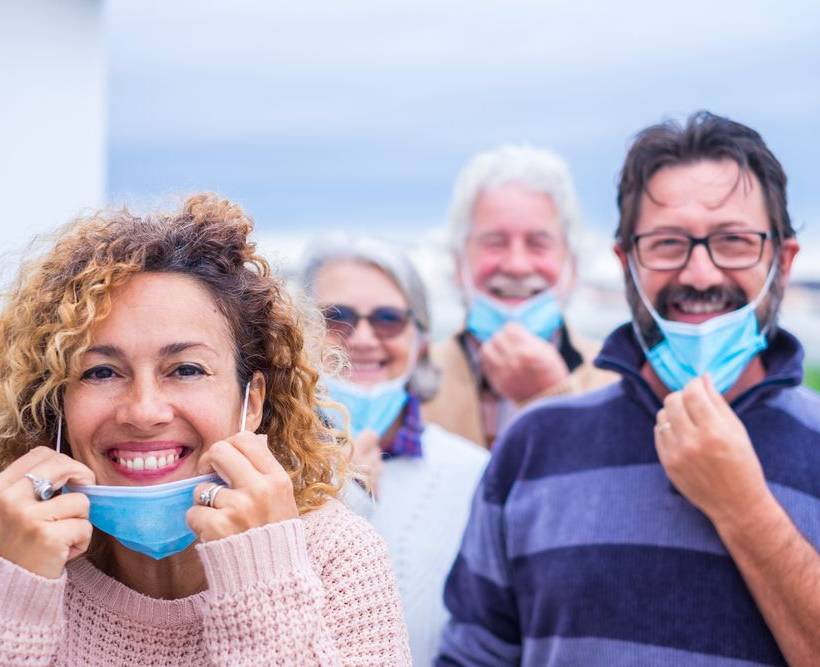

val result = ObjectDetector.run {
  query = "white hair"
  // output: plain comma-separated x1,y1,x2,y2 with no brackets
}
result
298,234,440,401
448,144,583,253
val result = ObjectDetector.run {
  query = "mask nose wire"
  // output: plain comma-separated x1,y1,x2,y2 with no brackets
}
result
240,381,251,432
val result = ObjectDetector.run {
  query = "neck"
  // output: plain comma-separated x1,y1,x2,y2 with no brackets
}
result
89,533,207,599
641,355,767,405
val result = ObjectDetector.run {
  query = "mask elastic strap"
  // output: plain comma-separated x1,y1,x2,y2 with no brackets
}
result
56,416,62,454
628,252,779,342
750,258,779,337
240,381,251,431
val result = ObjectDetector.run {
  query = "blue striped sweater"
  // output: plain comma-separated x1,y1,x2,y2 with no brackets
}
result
437,324,820,666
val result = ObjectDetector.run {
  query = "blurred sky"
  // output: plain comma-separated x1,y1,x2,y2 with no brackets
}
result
107,0,820,250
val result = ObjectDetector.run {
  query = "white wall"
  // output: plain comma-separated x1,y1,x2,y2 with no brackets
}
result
0,0,104,283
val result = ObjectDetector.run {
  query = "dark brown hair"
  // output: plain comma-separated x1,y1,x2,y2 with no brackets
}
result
616,111,795,249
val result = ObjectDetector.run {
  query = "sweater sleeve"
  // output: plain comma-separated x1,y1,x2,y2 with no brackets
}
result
0,555,66,666
436,472,522,665
196,509,411,666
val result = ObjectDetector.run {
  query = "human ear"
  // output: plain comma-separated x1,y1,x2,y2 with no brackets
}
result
245,371,266,432
613,242,629,273
776,238,800,286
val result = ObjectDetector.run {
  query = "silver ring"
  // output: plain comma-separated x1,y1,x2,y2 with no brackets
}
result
24,473,54,501
199,483,225,508
658,422,672,433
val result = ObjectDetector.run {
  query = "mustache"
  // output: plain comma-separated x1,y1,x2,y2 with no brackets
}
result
655,284,747,316
484,273,550,298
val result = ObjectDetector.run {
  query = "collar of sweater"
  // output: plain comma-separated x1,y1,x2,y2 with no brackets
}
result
594,323,804,418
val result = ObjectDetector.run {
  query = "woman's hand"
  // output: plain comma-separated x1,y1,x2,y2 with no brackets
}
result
0,446,95,578
188,432,298,542
352,430,383,498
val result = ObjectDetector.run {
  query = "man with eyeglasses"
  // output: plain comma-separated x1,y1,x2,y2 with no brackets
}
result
438,112,820,666
423,144,616,449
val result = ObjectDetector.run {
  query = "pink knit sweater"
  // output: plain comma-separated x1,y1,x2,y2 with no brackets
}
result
0,498,411,666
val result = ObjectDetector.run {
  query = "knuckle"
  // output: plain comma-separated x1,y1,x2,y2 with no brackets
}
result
75,493,91,515
210,441,231,458
233,494,254,514
82,521,93,540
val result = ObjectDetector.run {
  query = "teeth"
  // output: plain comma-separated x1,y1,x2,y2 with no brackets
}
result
679,301,726,314
114,450,181,471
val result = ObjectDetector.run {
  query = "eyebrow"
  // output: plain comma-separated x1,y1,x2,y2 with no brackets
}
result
85,342,216,358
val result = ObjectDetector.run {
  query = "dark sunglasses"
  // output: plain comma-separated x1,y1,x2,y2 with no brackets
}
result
321,304,413,339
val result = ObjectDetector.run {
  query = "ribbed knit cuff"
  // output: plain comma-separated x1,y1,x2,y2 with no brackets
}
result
196,519,310,596
0,555,65,626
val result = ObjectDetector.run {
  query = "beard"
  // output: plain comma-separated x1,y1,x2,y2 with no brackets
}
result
625,261,784,349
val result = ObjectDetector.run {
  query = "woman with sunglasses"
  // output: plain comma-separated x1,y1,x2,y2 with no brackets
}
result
0,195,410,666
300,235,489,667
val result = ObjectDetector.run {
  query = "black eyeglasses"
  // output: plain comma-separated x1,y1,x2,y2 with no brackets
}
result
632,231,773,271
320,304,413,339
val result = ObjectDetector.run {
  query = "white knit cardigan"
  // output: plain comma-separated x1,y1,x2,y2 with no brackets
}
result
345,423,489,666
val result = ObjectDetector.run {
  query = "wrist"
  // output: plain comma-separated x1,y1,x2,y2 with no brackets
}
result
710,486,783,545
197,518,310,594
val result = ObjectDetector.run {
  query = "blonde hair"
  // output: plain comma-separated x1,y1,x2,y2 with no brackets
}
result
0,193,349,513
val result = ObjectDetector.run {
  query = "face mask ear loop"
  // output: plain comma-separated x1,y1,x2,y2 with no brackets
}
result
626,255,663,357
751,256,779,338
551,256,575,308
56,416,62,454
627,255,666,322
240,381,251,432
460,260,479,305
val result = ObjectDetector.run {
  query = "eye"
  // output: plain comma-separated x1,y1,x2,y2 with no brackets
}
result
526,233,555,251
172,363,207,378
81,365,119,381
477,233,508,249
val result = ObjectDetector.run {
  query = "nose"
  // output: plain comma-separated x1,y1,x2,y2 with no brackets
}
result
498,238,534,277
677,243,726,290
115,374,174,431
345,316,380,349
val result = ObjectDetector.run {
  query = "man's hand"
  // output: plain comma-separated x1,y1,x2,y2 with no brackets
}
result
351,430,383,498
480,322,569,403
654,374,771,527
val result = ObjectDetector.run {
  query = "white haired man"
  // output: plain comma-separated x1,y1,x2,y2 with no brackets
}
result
423,145,615,447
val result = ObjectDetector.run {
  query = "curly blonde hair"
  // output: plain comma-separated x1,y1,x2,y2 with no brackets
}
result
0,193,349,513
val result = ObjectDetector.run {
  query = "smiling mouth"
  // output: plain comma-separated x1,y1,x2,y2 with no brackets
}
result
106,446,191,473
351,360,387,372
489,284,543,300
672,297,733,315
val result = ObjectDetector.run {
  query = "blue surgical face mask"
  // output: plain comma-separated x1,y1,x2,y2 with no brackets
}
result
465,290,563,343
66,473,221,560
628,257,776,393
64,382,252,559
462,261,569,343
323,375,409,437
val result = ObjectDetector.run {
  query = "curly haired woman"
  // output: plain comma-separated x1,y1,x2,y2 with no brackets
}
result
0,194,411,666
